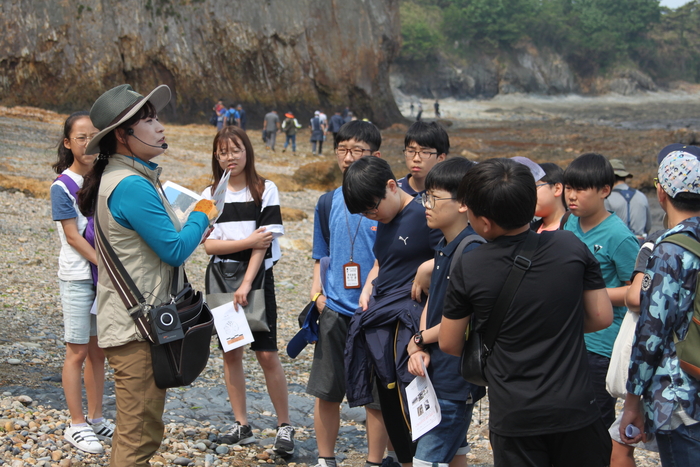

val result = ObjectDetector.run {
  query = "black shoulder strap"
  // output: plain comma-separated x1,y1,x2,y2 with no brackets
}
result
482,230,539,355
318,191,334,247
449,234,486,276
558,211,572,230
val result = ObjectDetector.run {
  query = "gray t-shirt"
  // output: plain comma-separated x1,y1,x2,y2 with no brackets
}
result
264,112,279,131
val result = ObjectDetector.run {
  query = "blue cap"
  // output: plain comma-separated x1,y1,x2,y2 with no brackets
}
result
286,301,320,358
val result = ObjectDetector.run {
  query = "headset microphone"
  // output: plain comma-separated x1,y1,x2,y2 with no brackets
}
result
126,128,168,149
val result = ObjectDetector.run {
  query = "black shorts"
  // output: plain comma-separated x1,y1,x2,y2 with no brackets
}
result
217,268,278,352
490,417,612,467
306,307,380,410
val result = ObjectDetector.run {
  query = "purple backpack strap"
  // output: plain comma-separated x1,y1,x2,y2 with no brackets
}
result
55,175,98,285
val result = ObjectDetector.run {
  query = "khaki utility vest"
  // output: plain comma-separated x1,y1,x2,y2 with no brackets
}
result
95,154,182,348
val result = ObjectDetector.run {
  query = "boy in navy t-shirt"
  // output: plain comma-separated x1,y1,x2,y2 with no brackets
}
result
397,121,448,196
406,157,486,467
343,156,441,464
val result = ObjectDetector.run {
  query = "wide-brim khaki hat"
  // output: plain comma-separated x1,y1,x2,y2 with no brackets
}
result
85,84,171,155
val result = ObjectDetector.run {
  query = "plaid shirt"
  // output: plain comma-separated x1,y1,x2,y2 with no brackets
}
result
627,217,700,433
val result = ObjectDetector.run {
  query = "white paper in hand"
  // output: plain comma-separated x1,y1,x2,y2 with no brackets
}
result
210,301,254,352
405,357,442,441
209,168,230,224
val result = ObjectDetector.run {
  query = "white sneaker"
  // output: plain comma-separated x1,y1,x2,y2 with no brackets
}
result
87,418,115,439
64,425,103,454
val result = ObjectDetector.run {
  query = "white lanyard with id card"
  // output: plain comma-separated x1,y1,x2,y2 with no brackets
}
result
343,210,363,289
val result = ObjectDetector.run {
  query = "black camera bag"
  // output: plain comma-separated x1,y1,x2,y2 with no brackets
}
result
96,218,214,389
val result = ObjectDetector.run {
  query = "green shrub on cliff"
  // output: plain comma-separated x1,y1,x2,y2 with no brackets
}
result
399,1,445,62
399,0,666,77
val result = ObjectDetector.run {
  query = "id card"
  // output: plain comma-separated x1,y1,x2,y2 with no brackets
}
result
343,262,361,289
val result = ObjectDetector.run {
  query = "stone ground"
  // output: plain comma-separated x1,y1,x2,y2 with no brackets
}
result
0,103,669,466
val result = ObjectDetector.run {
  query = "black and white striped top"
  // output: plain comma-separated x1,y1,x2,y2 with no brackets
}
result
201,180,284,270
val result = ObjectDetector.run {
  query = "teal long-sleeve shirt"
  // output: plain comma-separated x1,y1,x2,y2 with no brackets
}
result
107,158,208,267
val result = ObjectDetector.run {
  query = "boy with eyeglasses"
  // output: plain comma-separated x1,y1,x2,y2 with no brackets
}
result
307,121,390,467
397,121,448,196
407,157,486,467
343,156,442,466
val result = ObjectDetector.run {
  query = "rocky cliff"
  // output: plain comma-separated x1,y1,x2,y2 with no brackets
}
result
392,42,658,100
0,0,403,127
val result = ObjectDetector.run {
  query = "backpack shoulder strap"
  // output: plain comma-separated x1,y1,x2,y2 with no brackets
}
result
558,211,572,230
660,233,700,257
54,174,80,199
317,191,334,247
449,234,486,276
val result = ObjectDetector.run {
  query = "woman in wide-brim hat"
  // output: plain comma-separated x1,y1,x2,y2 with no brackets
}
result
78,84,216,466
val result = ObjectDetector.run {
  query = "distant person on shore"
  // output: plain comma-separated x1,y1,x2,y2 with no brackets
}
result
327,110,345,143
440,158,614,467
225,103,240,128
563,153,639,432
410,102,414,117
530,162,568,232
416,102,423,122
202,126,295,457
604,159,651,242
281,112,301,153
306,121,390,467
263,109,280,151
406,157,486,467
78,84,215,466
214,99,226,130
237,104,247,130
434,100,440,118
51,111,114,455
397,121,447,196
310,111,326,156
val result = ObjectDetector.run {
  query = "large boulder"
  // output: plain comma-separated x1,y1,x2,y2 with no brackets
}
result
0,0,403,128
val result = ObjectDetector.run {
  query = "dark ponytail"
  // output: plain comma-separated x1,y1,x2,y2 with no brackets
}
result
52,111,90,174
77,101,157,217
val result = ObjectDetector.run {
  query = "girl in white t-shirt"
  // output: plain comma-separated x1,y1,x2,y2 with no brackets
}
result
50,112,114,454
202,126,295,455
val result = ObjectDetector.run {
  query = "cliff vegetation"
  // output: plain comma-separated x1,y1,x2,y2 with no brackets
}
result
395,0,700,98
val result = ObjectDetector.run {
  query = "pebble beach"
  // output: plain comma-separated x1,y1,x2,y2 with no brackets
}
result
0,106,662,466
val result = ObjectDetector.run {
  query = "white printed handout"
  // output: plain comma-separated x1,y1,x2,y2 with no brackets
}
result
405,358,442,441
162,168,228,226
162,181,202,226
209,168,230,223
210,301,254,352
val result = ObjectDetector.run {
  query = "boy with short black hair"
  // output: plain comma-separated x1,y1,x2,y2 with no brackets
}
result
406,157,486,467
397,121,448,195
621,147,700,464
439,158,614,467
307,121,388,467
343,156,442,465
563,153,639,430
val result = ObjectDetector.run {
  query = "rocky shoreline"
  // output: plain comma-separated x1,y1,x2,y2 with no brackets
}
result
0,108,664,466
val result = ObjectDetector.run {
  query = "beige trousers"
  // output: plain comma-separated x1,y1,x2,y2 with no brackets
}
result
104,340,166,466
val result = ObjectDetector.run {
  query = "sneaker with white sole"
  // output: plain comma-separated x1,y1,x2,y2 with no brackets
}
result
218,421,255,445
273,423,295,457
87,418,115,439
64,425,103,454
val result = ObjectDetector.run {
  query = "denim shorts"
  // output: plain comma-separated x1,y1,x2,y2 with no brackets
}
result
59,279,96,344
413,398,474,465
